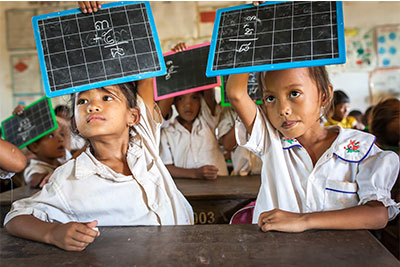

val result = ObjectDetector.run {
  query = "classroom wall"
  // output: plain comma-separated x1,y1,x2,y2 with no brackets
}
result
1,1,399,122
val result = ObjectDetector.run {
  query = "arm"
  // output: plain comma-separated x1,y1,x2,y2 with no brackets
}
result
137,78,156,118
226,74,257,135
219,127,237,152
28,173,49,188
0,139,27,173
258,201,388,232
157,97,174,119
5,215,99,251
166,164,219,180
203,89,217,116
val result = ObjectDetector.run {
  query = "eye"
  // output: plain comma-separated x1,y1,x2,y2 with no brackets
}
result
192,95,199,100
176,96,183,101
264,95,275,103
103,95,113,101
48,134,54,139
77,99,87,105
290,91,301,98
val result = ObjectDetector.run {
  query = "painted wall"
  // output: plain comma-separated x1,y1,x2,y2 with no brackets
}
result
1,1,399,121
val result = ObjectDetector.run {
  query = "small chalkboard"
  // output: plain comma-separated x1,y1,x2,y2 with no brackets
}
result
153,43,221,100
220,72,263,107
32,1,166,98
1,97,58,149
206,1,345,77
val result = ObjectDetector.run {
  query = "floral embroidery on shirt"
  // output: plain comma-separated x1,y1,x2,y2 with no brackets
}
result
283,137,296,144
344,140,360,153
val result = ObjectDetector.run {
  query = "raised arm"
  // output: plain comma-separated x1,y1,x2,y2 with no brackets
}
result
203,89,217,116
136,78,156,118
226,73,257,135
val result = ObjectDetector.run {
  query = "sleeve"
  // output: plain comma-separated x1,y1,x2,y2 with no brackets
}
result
235,106,279,157
217,108,235,139
356,146,400,220
136,95,163,149
199,97,221,131
4,171,77,225
23,161,48,184
159,129,174,165
0,168,14,179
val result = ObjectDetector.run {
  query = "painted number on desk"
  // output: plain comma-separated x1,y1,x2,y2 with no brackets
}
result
194,211,215,224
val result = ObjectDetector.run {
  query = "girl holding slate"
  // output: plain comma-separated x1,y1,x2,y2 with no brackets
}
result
159,43,228,179
226,67,399,232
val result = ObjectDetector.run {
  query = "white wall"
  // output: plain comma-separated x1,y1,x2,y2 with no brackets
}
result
1,1,400,121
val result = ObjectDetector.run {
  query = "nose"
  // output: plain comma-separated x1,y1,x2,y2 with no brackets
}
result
279,100,291,117
87,100,102,113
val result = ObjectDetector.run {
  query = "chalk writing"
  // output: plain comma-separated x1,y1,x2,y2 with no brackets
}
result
230,18,258,53
91,19,128,58
165,60,179,80
17,118,35,141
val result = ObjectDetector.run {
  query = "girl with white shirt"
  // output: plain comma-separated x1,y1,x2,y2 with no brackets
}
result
159,43,228,179
226,67,399,232
4,79,194,251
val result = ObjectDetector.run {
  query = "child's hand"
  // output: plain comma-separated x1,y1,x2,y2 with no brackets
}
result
171,42,187,52
49,220,99,251
258,209,307,232
13,105,25,115
39,171,54,188
253,1,265,6
78,1,103,13
195,165,219,180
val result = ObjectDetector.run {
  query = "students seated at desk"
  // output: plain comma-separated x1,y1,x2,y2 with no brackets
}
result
159,42,228,179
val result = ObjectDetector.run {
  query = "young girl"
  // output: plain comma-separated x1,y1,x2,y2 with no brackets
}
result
226,67,399,232
4,79,194,251
159,43,228,179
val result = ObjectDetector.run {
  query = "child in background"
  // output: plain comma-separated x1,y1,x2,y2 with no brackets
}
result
348,110,365,130
325,90,362,129
363,105,375,132
159,42,228,179
13,106,71,188
218,107,262,176
5,79,194,251
226,67,399,232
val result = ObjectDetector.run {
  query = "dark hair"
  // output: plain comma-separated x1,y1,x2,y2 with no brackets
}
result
348,110,362,117
70,82,138,135
333,90,350,106
370,98,400,147
362,105,375,127
257,66,333,119
54,105,71,119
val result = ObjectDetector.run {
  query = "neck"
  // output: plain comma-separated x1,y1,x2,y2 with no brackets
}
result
177,116,194,132
89,132,130,163
38,156,60,167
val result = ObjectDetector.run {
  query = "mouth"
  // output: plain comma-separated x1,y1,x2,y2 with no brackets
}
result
281,120,298,129
87,114,105,123
57,145,64,151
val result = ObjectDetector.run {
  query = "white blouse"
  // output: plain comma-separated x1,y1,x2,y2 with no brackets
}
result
236,107,400,223
5,96,194,226
160,97,228,176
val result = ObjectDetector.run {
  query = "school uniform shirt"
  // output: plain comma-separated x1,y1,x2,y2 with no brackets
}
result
5,96,194,226
235,107,400,224
160,97,228,176
24,150,72,184
324,116,357,129
218,107,261,176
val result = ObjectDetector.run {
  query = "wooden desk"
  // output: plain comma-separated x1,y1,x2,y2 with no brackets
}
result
174,175,260,224
0,186,39,226
0,176,261,225
1,225,398,266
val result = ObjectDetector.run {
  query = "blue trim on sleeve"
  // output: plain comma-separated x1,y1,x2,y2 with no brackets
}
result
283,145,302,150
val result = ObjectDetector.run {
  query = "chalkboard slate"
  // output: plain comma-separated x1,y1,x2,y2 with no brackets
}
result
32,1,166,98
1,97,57,149
153,43,221,101
206,1,345,77
220,72,263,107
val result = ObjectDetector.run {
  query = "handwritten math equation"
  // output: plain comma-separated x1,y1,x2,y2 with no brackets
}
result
84,19,129,58
17,118,35,142
229,15,260,53
165,60,179,80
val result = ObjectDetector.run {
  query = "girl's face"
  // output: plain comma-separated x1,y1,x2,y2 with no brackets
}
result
74,86,138,139
263,68,326,138
333,102,350,121
175,92,201,123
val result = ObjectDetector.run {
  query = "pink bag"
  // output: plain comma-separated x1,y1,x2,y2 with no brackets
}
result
229,201,255,224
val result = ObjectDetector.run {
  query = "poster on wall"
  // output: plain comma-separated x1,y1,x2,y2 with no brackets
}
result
376,24,400,68
327,27,376,72
369,68,400,104
11,54,42,95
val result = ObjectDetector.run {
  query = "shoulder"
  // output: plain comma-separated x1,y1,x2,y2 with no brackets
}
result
332,128,377,163
48,159,76,184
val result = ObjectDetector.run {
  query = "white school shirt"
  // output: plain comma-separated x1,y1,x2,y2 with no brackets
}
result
160,98,228,176
235,107,400,223
24,150,72,184
5,96,194,226
218,107,262,176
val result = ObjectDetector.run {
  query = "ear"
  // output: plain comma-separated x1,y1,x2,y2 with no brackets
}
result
127,107,141,127
321,84,334,107
28,142,40,154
